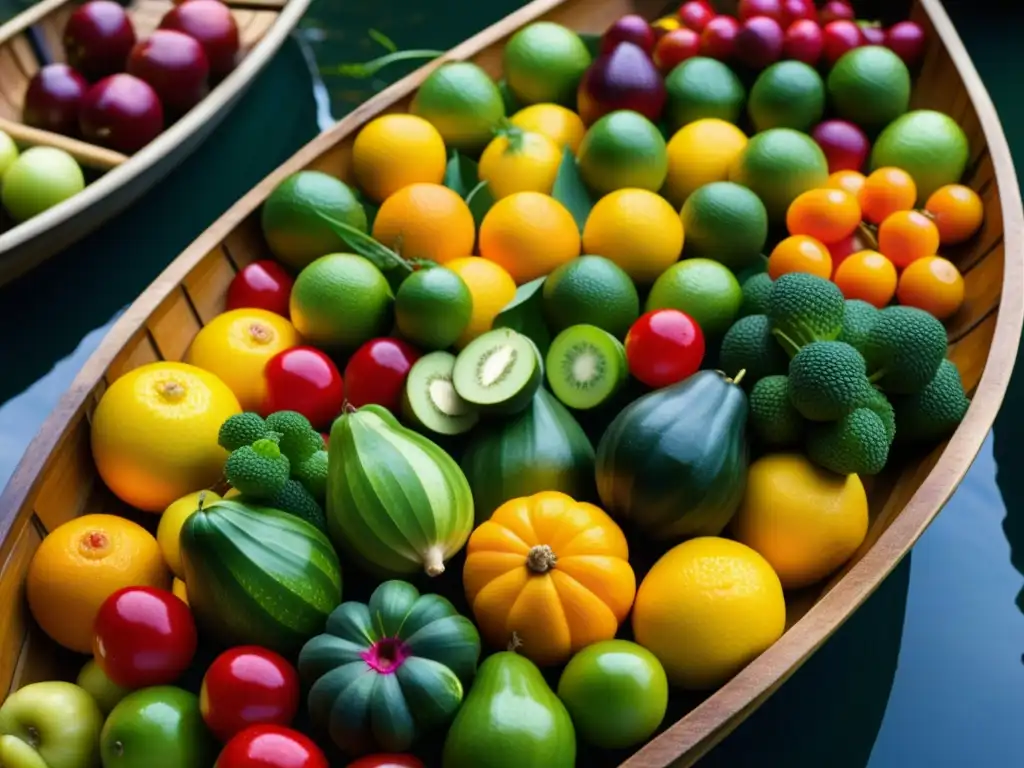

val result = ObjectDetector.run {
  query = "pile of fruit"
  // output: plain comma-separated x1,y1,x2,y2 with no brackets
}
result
1,1,981,766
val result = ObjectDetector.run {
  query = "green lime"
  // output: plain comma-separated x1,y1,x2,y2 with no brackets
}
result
261,170,367,272
411,62,506,155
729,128,829,223
681,181,768,271
870,109,970,203
503,22,592,107
577,110,668,195
557,639,668,750
542,255,640,338
664,57,746,132
646,257,743,338
395,266,473,350
748,60,825,132
290,253,394,351
0,129,18,177
1,146,84,222
827,46,911,133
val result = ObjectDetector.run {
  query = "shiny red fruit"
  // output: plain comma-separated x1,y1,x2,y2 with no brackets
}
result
601,14,655,54
23,64,89,135
822,20,864,66
226,260,294,317
653,27,701,73
93,586,197,689
200,646,300,743
79,74,164,153
215,725,328,768
699,15,740,61
811,119,870,173
625,309,705,389
343,337,420,414
263,346,344,431
734,15,784,70
347,757,425,768
737,0,783,23
860,23,886,45
782,19,823,65
781,0,817,25
128,29,210,113
677,1,715,33
160,0,241,78
820,0,855,23
63,0,136,81
885,20,926,67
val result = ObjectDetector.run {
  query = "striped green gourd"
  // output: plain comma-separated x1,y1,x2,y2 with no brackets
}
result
180,497,342,655
327,404,474,577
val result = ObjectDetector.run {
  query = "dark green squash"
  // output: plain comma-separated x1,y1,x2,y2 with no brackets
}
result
595,370,749,541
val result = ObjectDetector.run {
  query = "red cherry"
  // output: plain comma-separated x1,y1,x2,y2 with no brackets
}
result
677,1,715,33
79,73,164,153
63,0,136,81
820,1,855,24
885,20,926,67
737,0,783,23
811,119,870,173
216,725,329,768
602,14,656,54
160,0,241,78
652,27,701,73
781,0,817,26
734,15,785,70
23,64,90,135
822,20,864,66
699,16,741,61
263,346,345,431
226,260,294,317
625,309,705,389
783,19,824,65
343,338,421,414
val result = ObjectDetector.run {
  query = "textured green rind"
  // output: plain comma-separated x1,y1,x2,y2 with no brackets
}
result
595,370,749,540
460,388,595,522
180,499,342,656
327,407,474,577
443,652,575,768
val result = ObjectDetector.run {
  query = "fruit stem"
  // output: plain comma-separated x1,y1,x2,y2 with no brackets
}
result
857,221,879,251
526,544,557,573
507,631,523,652
423,546,446,577
729,369,747,386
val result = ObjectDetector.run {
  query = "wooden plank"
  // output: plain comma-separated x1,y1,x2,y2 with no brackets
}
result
31,419,95,533
128,0,176,40
0,117,129,171
182,248,237,324
35,7,70,64
147,286,204,362
0,519,42,695
223,215,273,269
0,48,28,113
9,35,39,80
946,242,1002,343
239,10,278,51
948,313,998,394
104,330,163,385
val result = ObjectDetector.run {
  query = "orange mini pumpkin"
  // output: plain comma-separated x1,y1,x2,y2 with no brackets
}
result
463,491,637,666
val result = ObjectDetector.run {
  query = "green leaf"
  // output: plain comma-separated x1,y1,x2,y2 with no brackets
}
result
552,147,594,234
494,277,551,356
368,28,397,52
578,32,603,60
316,212,412,277
443,151,481,198
465,180,495,229
498,78,522,116
325,49,444,79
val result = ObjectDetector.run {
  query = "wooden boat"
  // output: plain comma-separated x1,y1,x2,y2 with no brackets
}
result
0,0,311,286
0,0,1020,764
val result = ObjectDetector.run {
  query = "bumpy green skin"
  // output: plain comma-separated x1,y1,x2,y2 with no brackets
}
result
719,314,789,388
299,580,481,755
294,450,329,502
767,272,845,354
218,412,269,451
788,341,873,422
265,479,326,532
740,273,773,317
858,387,896,444
863,306,948,395
806,408,890,476
225,439,290,499
749,375,804,448
892,360,970,446
837,299,881,354
266,411,323,463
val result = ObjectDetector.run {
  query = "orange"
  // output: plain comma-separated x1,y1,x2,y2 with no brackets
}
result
185,308,300,411
26,514,170,653
91,362,241,512
925,184,984,245
877,209,940,269
445,256,518,348
478,129,563,200
827,170,866,197
479,191,581,284
858,167,916,225
352,114,447,203
372,182,475,265
897,256,965,320
833,250,898,308
786,188,861,244
768,235,832,280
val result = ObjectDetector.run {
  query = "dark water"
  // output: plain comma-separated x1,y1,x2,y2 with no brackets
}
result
0,1,1022,765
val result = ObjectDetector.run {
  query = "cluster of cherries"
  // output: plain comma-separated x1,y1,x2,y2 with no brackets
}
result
23,0,241,154
609,0,927,75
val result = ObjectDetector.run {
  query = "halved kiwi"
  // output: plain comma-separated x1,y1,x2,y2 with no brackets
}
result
452,328,541,415
402,352,480,436
545,324,627,410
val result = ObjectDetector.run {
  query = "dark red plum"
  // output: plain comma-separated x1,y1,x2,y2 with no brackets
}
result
783,19,823,65
677,1,715,33
820,1,855,23
653,27,701,73
885,20,926,67
859,22,886,46
734,16,784,70
738,0,783,23
700,15,740,61
781,0,817,25
822,20,864,66
161,0,241,77
63,0,137,81
602,14,656,54
127,29,210,113
577,41,666,125
23,64,89,135
811,119,870,173
79,73,164,153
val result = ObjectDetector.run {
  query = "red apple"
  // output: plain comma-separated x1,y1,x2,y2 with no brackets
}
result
700,15,741,61
677,1,715,33
216,725,328,768
820,1,855,23
577,41,667,125
263,346,345,431
781,0,817,26
343,337,421,414
653,27,701,73
734,15,784,70
601,14,655,54
23,64,89,135
160,0,241,78
128,29,210,114
811,119,870,173
226,260,294,317
783,19,823,65
737,0,783,23
885,20,926,67
63,0,136,81
822,20,864,66
79,73,165,153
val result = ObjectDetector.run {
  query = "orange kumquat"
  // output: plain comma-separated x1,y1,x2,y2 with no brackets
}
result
877,210,940,269
925,184,984,245
896,256,965,320
858,167,917,225
827,170,867,198
768,235,833,280
833,250,898,308
786,188,862,244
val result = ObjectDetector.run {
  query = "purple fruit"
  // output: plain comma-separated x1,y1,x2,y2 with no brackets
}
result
602,14,656,54
23,64,89,135
577,41,666,125
811,119,870,173
859,22,886,46
734,16,784,70
160,0,241,78
127,29,210,114
79,73,164,153
63,0,136,81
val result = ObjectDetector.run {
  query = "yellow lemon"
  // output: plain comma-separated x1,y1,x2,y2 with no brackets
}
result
445,257,518,348
510,103,587,153
664,119,748,207
479,192,581,284
372,182,476,265
91,362,240,512
731,453,869,590
157,489,221,579
185,308,300,411
582,189,684,284
173,578,189,605
479,129,563,200
352,113,447,203
632,536,785,690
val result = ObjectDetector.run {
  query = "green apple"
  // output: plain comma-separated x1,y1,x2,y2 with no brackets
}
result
76,659,131,716
0,680,103,768
0,129,17,177
101,686,216,768
1,146,84,223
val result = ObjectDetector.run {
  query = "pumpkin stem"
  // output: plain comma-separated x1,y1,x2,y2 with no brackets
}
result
423,547,446,577
197,491,207,512
526,544,557,573
730,369,747,386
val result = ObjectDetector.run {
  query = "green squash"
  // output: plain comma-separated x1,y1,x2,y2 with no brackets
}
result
461,388,595,522
443,651,575,768
327,404,475,577
180,498,342,656
596,369,750,540
298,580,481,755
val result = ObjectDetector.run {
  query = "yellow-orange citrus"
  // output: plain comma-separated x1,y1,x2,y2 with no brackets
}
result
352,113,447,202
510,104,587,153
445,257,518,348
897,256,965,320
479,129,563,199
372,182,476,265
478,192,581,284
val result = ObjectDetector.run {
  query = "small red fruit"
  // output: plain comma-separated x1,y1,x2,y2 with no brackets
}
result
23,64,90,135
601,14,656,54
734,15,784,70
885,20,926,67
625,309,705,389
859,23,886,45
781,0,817,26
811,119,870,173
226,260,294,317
737,0,782,23
699,15,740,61
678,1,715,33
93,586,197,689
216,725,329,768
127,29,210,113
263,346,344,431
653,27,701,72
820,1,855,23
347,758,425,768
822,20,864,66
783,19,823,65
63,0,137,81
343,337,421,414
160,0,241,78
79,73,164,153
